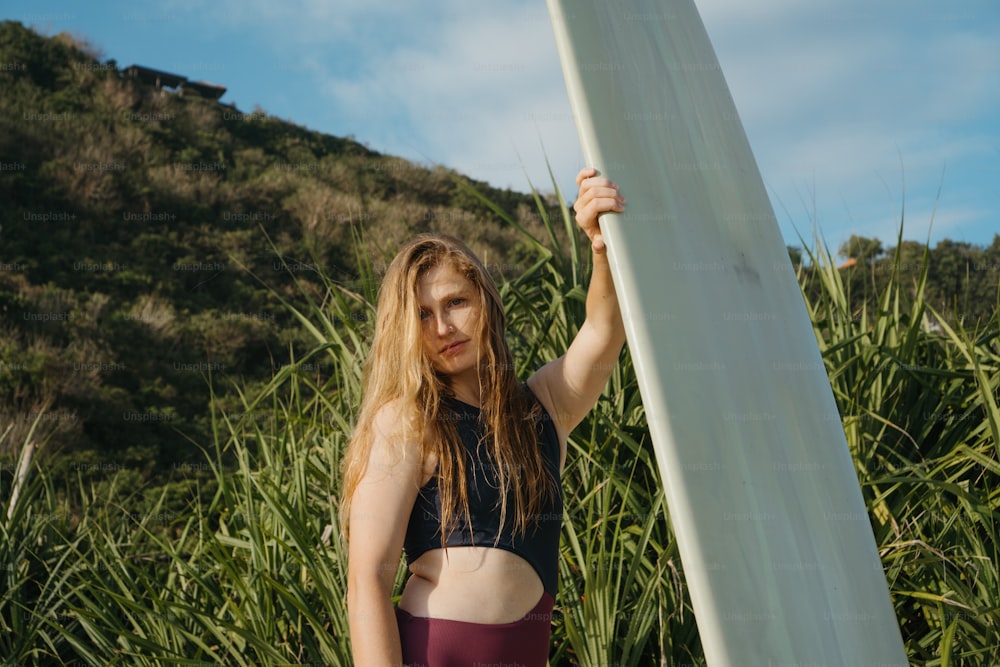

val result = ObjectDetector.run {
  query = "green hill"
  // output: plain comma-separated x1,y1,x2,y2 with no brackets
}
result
1,19,996,489
0,20,556,482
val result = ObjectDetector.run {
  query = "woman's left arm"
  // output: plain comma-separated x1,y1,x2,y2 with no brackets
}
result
527,167,628,442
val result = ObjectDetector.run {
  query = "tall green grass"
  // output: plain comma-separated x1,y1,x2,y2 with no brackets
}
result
800,227,1000,665
1,188,997,665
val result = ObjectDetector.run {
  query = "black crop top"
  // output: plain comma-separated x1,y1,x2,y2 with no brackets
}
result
402,388,564,596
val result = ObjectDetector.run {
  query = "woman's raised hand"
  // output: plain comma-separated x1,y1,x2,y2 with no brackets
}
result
572,167,625,254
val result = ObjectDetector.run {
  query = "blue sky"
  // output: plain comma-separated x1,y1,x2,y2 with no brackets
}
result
6,0,999,256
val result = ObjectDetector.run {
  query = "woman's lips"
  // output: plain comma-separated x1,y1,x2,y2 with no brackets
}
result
441,340,467,355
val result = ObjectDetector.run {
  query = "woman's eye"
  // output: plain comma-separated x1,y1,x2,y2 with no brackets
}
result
419,310,430,320
450,298,465,307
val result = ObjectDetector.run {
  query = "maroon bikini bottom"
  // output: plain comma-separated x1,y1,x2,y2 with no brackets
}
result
395,591,554,667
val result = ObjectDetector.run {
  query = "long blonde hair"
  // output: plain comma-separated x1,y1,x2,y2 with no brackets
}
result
340,233,557,544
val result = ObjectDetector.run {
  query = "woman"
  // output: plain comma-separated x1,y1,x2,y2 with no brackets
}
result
342,168,626,666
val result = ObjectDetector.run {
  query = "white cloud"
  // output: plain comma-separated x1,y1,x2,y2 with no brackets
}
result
691,0,1000,249
160,0,999,248
316,1,582,191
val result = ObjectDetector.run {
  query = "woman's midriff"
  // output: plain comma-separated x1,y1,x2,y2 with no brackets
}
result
398,546,545,624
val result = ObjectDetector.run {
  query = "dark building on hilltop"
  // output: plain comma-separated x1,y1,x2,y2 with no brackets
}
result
124,64,186,90
181,80,226,100
124,64,227,100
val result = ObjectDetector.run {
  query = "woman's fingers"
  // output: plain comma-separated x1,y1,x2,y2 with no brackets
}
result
574,196,623,221
575,177,623,207
575,166,598,186
574,184,625,220
574,167,625,253
577,184,621,203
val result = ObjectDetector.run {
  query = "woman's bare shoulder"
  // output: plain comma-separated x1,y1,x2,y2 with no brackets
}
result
367,397,424,462
371,396,419,429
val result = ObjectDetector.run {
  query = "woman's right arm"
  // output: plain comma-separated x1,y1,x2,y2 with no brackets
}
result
347,402,423,666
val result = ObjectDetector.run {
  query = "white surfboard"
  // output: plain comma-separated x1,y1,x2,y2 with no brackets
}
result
546,1,909,664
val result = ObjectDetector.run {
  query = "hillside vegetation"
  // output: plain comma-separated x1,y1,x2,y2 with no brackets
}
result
0,20,556,484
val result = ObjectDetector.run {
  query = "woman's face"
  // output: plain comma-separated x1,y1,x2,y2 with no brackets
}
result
416,263,483,383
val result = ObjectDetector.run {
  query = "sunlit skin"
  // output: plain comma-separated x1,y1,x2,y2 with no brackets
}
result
346,167,627,664
416,265,483,407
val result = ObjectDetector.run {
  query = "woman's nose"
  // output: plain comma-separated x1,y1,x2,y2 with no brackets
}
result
435,314,452,337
